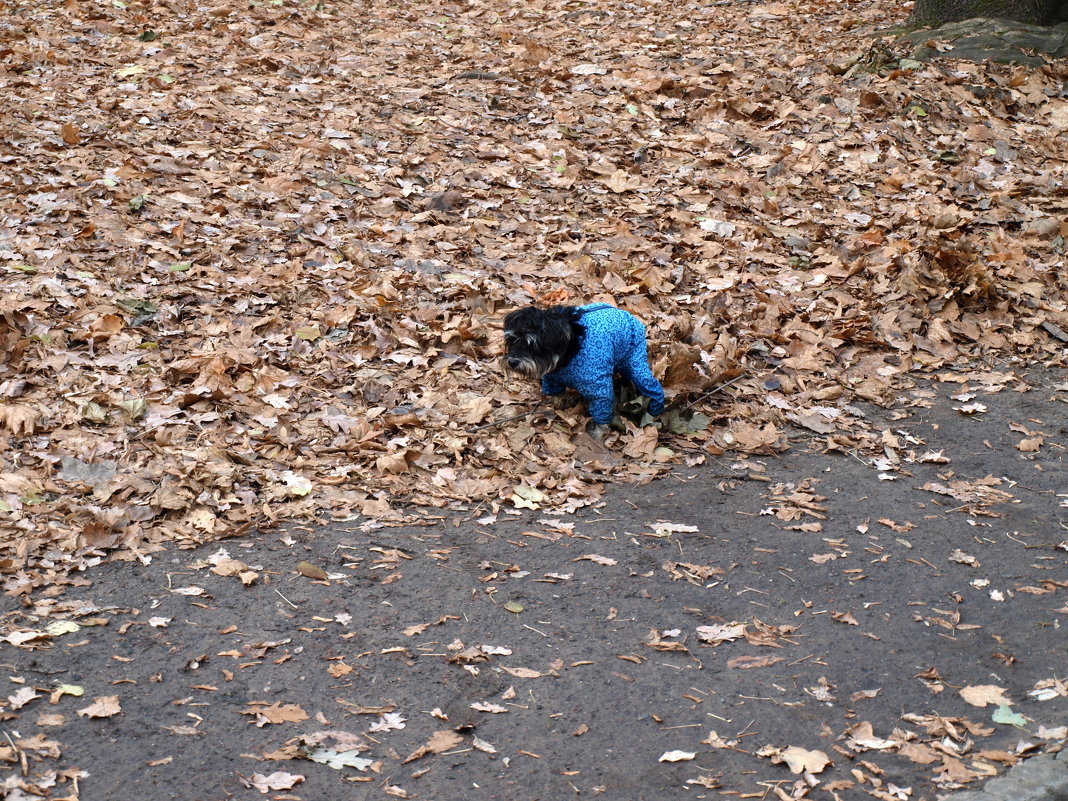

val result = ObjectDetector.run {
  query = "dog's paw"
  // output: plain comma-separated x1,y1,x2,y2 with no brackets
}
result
585,421,610,441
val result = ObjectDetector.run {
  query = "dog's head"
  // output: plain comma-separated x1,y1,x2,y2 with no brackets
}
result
503,306,581,378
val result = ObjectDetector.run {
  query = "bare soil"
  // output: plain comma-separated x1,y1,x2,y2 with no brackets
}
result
3,371,1066,801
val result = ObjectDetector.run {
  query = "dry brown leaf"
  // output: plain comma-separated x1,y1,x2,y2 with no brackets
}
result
727,655,784,670
500,666,543,679
959,685,1012,708
77,696,121,719
327,662,354,679
241,703,309,727
244,771,305,793
575,554,617,566
696,623,746,644
403,730,464,763
779,746,831,774
0,405,41,435
1017,436,1043,452
846,721,898,751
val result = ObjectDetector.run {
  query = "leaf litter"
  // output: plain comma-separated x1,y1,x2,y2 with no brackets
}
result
0,0,1067,798
1,0,1066,594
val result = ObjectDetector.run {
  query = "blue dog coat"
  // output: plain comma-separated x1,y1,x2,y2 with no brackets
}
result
541,304,665,424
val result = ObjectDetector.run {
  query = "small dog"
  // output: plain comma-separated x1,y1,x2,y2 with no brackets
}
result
503,303,665,433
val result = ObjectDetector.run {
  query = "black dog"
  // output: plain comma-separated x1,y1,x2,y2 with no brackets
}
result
503,304,664,431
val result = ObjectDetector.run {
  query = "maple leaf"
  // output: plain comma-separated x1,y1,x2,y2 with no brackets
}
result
327,662,354,679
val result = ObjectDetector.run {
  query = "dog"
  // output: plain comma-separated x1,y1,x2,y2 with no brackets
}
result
503,303,664,435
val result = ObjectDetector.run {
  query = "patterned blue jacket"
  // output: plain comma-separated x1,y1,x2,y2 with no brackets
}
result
541,304,665,424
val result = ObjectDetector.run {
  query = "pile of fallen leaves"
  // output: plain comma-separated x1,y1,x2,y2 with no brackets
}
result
2,0,1067,588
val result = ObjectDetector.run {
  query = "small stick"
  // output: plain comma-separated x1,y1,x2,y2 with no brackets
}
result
4,731,27,775
273,588,298,609
470,408,555,432
682,372,757,411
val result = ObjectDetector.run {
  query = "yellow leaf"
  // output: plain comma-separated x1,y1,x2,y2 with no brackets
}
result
296,561,328,580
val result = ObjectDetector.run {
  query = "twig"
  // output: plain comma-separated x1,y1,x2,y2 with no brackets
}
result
470,408,555,432
682,372,758,411
17,666,68,676
3,731,27,775
273,588,298,609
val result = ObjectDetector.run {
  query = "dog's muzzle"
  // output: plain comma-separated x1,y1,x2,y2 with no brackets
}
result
505,356,543,378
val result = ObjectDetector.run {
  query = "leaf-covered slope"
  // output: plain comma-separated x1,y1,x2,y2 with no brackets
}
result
2,0,1066,587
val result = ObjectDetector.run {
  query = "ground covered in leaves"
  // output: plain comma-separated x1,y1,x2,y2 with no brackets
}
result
2,0,1068,795
1,375,1066,800
2,0,1068,590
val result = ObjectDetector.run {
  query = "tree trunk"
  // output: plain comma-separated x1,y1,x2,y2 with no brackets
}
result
907,0,1068,26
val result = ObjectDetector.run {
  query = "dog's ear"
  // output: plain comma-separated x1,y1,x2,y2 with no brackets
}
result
504,306,540,332
547,305,582,325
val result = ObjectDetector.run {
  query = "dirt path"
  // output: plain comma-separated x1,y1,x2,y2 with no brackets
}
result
2,371,1065,800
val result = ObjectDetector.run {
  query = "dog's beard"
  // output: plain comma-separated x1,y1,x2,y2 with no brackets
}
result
505,351,560,379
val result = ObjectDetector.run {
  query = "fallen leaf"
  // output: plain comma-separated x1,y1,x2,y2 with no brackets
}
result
403,730,464,763
696,623,746,644
501,666,543,678
780,746,831,774
658,750,696,762
244,771,304,793
470,702,508,713
77,696,121,718
960,685,1011,708
991,705,1027,727
241,702,309,727
8,686,40,710
308,747,374,770
296,561,329,580
727,655,784,670
575,554,617,566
